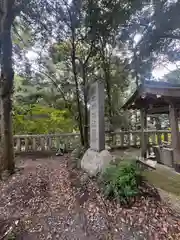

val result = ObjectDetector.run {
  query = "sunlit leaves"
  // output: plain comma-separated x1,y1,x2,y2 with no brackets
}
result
13,104,75,134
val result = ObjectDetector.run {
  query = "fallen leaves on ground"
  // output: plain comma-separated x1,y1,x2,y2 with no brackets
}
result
0,156,179,239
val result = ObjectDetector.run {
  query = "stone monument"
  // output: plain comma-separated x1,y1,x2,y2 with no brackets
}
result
81,81,112,176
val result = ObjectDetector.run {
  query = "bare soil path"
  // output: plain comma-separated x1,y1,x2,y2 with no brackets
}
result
0,155,180,239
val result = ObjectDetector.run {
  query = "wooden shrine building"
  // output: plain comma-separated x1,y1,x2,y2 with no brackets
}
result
122,81,180,166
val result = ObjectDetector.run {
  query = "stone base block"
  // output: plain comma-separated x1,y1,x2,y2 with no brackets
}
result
161,148,174,167
81,148,113,176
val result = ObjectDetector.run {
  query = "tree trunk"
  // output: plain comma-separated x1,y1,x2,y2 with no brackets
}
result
71,37,84,146
100,40,113,128
0,0,15,175
1,88,14,173
82,67,89,149
104,66,113,127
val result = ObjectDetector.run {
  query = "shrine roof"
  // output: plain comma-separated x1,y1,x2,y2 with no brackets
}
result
122,81,180,114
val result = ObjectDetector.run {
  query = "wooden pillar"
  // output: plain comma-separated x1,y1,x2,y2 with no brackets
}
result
155,117,161,145
140,109,147,159
169,104,180,164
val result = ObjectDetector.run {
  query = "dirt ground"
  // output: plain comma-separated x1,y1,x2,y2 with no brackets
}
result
0,155,180,240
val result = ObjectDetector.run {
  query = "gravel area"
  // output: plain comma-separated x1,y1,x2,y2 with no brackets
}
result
0,155,180,239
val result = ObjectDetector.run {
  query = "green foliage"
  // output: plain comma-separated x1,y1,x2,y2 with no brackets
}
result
100,161,143,204
13,104,75,134
7,232,16,240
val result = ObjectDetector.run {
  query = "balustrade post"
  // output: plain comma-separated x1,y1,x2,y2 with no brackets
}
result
127,132,130,148
40,137,45,151
112,133,116,147
32,137,37,151
152,132,156,145
46,135,51,151
164,132,168,143
157,132,162,146
133,133,137,147
25,137,29,152
121,132,124,147
16,137,21,153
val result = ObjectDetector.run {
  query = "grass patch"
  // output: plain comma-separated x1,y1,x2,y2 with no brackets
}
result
143,168,180,196
117,158,180,196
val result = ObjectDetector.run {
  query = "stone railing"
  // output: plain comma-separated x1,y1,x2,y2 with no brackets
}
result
146,130,171,146
13,133,80,154
13,130,172,154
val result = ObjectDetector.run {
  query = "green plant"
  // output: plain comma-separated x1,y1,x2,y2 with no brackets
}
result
100,161,143,204
7,232,16,240
13,104,76,134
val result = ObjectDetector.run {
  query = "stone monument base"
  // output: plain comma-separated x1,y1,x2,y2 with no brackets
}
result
81,148,113,176
161,148,174,167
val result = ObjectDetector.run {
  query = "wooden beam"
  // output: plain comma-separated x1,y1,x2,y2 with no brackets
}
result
144,86,180,98
147,106,169,114
140,109,147,159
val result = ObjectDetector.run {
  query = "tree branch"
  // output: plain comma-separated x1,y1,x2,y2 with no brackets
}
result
83,41,94,67
32,65,73,113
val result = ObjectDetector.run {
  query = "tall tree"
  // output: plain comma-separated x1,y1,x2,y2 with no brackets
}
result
121,0,180,79
0,0,149,156
0,0,16,175
0,0,52,175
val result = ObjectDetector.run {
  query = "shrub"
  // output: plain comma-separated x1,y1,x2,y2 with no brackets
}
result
7,232,16,240
100,160,143,204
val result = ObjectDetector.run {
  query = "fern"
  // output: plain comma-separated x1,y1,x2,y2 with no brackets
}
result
100,161,143,204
